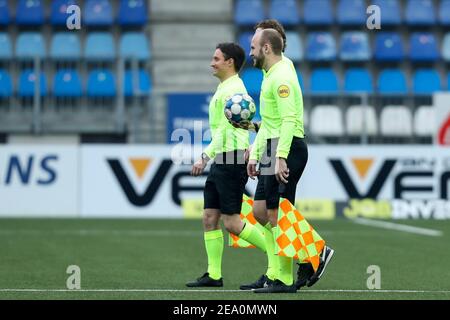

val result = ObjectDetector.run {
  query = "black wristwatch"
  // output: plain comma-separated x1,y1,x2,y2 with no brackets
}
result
201,152,209,161
253,122,259,133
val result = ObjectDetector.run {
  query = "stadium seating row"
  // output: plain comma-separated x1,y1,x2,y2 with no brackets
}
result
238,31,450,62
242,68,450,94
0,32,150,61
235,0,450,26
0,0,148,26
308,105,435,138
0,69,151,97
0,65,441,100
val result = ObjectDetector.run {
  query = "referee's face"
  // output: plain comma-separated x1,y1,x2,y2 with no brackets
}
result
210,49,229,79
250,32,265,69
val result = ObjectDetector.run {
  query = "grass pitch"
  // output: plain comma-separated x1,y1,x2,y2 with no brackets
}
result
0,218,449,300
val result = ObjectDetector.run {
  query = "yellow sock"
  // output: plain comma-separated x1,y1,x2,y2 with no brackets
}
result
272,227,293,285
264,223,278,280
204,229,223,280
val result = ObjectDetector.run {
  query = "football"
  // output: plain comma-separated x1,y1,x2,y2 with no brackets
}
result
224,93,256,125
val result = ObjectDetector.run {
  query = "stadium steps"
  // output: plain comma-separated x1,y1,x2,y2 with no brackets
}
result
150,0,234,93
151,23,234,60
153,60,220,92
151,0,232,22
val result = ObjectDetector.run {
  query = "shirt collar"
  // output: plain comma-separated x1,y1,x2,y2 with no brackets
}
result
265,58,284,77
218,74,239,89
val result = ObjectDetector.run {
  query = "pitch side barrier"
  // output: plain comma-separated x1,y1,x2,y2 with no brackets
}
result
0,145,449,219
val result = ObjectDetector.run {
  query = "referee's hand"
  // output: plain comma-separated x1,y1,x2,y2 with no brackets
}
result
275,157,289,184
228,120,258,132
247,159,259,179
191,159,207,176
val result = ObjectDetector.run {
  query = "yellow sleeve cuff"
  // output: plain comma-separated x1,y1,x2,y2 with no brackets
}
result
204,149,214,160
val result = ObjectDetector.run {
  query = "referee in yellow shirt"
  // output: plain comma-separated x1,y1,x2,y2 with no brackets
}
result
186,43,266,287
247,29,334,293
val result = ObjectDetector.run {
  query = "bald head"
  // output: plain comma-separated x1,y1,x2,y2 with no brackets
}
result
259,29,283,56
254,19,287,52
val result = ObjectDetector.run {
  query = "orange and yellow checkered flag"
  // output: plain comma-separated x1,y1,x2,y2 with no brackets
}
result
275,198,325,272
228,194,265,248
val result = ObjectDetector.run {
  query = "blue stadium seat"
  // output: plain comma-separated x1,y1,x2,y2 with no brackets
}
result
405,0,435,26
440,0,450,25
285,32,302,62
304,0,333,25
337,0,366,25
374,32,404,61
235,0,265,26
87,70,116,97
50,33,81,60
53,70,82,97
413,69,442,94
124,70,151,97
120,33,151,61
0,33,12,60
443,33,450,61
0,0,10,25
238,32,253,57
118,0,148,26
378,69,407,94
344,69,373,93
18,70,47,97
85,32,115,61
372,0,401,26
340,32,370,61
51,0,78,25
296,69,305,91
84,0,113,26
16,33,46,60
306,32,336,61
241,69,263,95
0,69,12,97
16,0,44,25
410,33,439,61
310,69,339,93
269,0,300,26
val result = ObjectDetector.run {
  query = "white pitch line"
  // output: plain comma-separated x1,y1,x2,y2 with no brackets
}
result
0,289,449,294
352,218,443,237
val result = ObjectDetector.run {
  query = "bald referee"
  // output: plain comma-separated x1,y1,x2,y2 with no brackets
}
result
246,29,334,293
239,19,335,292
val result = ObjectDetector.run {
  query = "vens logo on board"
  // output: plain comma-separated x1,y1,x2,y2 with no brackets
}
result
330,157,450,200
2,155,58,185
107,158,172,207
107,157,209,207
106,157,252,208
330,158,396,198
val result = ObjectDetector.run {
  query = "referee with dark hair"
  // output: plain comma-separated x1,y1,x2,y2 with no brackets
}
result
186,43,267,287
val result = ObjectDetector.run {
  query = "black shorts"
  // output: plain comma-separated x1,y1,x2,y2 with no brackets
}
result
203,151,248,215
254,137,308,209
